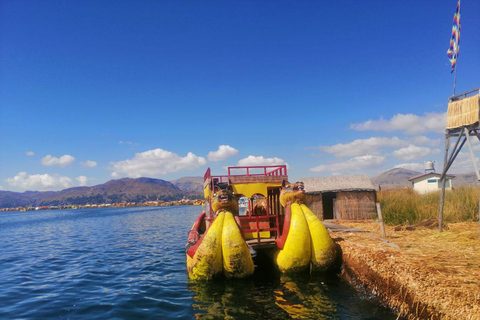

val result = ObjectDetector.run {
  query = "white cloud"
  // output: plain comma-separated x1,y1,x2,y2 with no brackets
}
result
81,160,98,168
392,145,439,161
409,136,442,147
6,172,74,191
119,140,138,146
207,145,239,161
110,148,207,178
0,185,4,190
76,176,89,186
310,155,385,175
237,155,288,167
26,151,34,156
41,154,75,167
394,162,425,172
350,112,447,135
319,137,407,158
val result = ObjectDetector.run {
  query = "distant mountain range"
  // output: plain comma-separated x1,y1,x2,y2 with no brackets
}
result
171,176,204,193
370,168,479,190
0,177,204,209
1,169,477,208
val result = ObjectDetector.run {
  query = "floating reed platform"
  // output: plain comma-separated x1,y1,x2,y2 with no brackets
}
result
330,221,480,320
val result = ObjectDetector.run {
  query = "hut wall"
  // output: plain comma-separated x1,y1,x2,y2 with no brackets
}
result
336,191,376,220
304,194,323,220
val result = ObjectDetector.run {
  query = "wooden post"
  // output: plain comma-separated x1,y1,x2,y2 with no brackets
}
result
439,135,451,232
465,128,480,180
376,202,386,239
442,130,465,179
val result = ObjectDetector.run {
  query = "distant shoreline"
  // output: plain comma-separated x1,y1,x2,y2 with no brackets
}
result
0,199,204,213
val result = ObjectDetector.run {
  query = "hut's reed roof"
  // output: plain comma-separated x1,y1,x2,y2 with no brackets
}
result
299,175,376,194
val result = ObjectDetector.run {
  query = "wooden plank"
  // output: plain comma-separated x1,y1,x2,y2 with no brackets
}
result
376,202,387,239
246,238,277,250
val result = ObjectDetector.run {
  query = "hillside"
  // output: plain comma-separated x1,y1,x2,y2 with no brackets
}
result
371,168,420,189
371,168,479,189
451,172,479,186
0,177,190,209
171,176,204,194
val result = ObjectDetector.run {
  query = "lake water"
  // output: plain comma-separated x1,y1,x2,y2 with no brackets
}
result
0,206,398,319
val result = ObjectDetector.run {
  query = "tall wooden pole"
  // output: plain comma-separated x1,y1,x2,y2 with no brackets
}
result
439,135,451,232
453,64,458,96
452,0,460,96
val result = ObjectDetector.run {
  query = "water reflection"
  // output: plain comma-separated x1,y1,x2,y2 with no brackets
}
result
190,278,259,319
189,267,398,320
189,270,342,319
274,274,337,319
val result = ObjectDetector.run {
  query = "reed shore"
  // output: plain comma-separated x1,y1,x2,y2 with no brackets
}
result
333,221,480,320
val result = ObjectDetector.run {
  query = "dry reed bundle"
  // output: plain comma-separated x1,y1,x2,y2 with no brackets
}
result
446,94,480,129
335,221,480,320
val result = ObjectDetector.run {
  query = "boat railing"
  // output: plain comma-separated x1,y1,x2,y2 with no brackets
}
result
204,214,281,242
239,214,281,241
204,166,288,191
227,165,287,177
205,166,287,182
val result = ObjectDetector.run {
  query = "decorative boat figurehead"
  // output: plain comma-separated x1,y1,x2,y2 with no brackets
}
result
212,185,239,215
279,180,305,207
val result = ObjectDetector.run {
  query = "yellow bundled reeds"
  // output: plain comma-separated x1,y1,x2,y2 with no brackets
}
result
446,94,480,129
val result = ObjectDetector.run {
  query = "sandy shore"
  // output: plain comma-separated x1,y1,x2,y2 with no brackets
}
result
331,221,480,320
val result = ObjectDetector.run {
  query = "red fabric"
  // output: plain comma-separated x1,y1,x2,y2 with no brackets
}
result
186,212,206,258
275,205,291,249
234,215,246,240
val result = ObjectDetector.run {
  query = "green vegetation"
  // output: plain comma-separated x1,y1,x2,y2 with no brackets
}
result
377,187,480,225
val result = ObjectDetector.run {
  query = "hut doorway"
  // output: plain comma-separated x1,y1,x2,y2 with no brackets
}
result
322,192,336,219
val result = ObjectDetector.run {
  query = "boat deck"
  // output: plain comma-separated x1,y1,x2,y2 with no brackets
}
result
245,221,362,251
246,238,277,250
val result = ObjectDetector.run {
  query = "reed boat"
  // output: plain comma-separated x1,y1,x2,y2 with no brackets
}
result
185,165,339,280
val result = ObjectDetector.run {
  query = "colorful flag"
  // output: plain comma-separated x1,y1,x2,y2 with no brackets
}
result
447,0,461,73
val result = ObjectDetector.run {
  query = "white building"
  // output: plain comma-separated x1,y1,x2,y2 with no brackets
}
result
408,172,454,194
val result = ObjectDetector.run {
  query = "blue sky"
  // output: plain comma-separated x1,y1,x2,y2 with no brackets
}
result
1,0,479,192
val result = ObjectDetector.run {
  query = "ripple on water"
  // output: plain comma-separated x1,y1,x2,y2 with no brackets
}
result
0,207,399,320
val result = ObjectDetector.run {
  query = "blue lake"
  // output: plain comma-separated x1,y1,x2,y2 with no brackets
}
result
0,206,398,319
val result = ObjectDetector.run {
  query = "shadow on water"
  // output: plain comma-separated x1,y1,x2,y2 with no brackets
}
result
188,251,399,320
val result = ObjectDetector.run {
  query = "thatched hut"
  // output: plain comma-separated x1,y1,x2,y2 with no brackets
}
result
300,175,376,220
